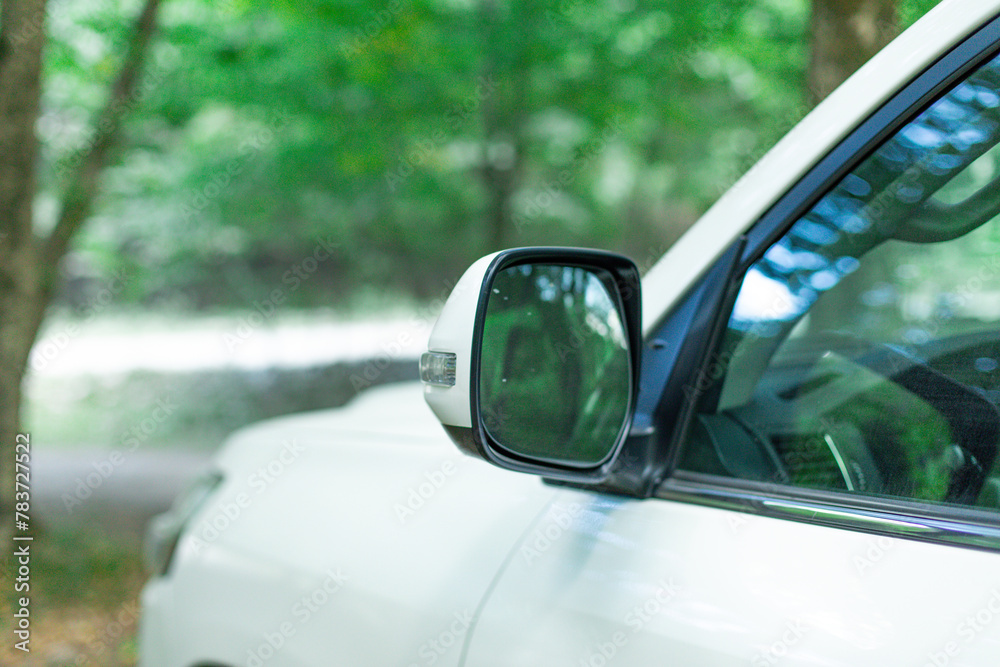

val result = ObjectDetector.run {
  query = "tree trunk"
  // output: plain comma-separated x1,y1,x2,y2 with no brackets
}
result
0,0,163,529
804,0,900,333
808,0,899,104
479,0,527,253
0,0,49,532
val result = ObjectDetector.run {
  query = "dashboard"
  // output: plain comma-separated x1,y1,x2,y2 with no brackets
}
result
684,331,1000,509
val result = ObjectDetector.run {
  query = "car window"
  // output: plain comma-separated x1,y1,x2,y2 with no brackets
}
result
679,49,1000,512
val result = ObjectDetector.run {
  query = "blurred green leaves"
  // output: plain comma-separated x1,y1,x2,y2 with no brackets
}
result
39,0,939,311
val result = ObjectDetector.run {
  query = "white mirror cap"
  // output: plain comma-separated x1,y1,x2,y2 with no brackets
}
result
423,252,501,429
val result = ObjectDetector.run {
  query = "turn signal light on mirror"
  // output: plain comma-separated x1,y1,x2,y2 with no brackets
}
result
420,351,457,387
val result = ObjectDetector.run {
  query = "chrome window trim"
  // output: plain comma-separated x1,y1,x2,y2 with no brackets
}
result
658,471,1000,552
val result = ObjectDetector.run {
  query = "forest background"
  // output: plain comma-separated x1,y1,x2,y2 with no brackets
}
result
0,0,940,663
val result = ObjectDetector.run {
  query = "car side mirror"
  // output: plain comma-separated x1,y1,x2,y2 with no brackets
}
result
422,248,641,482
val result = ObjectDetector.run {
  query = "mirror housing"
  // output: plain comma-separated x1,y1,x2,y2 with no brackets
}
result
422,248,641,482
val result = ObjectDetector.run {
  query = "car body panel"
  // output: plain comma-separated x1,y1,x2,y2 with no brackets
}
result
465,487,1000,666
140,384,557,667
141,381,1000,666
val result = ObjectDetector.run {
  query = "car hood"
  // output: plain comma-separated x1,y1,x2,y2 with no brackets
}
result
214,381,449,469
149,381,559,666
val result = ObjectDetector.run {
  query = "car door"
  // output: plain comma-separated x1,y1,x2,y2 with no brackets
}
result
461,12,1000,667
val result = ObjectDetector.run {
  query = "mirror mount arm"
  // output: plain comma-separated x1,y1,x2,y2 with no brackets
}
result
542,425,661,497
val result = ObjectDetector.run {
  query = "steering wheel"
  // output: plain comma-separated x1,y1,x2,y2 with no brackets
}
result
795,338,997,504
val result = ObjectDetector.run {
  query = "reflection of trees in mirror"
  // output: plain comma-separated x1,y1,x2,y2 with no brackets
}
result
480,264,629,466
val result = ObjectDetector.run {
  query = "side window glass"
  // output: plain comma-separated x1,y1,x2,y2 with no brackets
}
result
680,51,1000,511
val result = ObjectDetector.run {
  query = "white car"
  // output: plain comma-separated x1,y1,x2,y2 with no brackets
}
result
141,1,1000,665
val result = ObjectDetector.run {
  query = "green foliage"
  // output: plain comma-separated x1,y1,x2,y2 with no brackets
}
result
37,0,942,310
1,527,143,610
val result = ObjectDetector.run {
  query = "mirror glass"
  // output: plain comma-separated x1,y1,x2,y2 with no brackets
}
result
479,263,631,466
